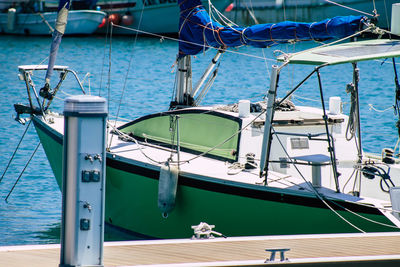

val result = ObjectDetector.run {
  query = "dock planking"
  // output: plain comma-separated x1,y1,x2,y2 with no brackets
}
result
1,232,400,266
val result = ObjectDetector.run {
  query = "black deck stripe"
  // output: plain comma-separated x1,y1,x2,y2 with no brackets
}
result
107,157,382,215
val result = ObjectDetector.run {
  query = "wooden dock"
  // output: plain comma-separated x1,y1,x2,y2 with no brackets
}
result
1,232,400,266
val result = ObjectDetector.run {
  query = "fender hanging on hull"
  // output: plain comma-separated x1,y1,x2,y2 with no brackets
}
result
158,163,179,217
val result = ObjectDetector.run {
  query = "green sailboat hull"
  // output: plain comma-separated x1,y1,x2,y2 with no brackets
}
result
33,117,399,238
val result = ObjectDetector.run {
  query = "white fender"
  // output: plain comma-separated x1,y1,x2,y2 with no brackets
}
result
158,163,179,217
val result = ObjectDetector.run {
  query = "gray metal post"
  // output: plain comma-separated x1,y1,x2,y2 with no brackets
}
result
260,65,279,180
60,95,107,267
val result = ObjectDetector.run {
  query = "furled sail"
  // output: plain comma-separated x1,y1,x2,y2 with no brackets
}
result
178,0,367,56
41,0,71,98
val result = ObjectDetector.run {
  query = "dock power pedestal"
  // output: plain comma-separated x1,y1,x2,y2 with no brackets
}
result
60,95,107,267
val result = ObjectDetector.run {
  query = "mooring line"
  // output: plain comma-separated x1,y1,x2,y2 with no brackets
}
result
0,120,32,184
5,142,40,203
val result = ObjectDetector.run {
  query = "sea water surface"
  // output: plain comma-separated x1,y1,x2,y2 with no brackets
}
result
0,34,398,246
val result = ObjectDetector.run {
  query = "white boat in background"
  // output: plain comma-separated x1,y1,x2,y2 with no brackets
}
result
92,0,232,34
0,2,105,35
225,0,397,29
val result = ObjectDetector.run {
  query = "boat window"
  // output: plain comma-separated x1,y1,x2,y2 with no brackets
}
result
118,111,241,161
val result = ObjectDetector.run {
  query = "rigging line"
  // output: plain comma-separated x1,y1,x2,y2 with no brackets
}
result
346,82,357,141
210,1,238,27
108,115,131,122
372,0,377,13
22,57,50,76
208,0,215,30
282,0,286,21
270,126,365,233
353,195,400,214
139,106,225,123
36,12,54,33
394,137,400,155
248,0,257,22
37,56,50,67
171,68,179,104
111,24,277,61
292,94,321,103
382,0,390,39
248,93,266,100
173,109,268,164
109,2,146,149
109,109,268,165
209,0,227,24
368,104,394,112
0,120,32,184
205,0,220,43
20,5,53,33
265,174,315,193
169,115,177,160
342,168,358,192
261,46,271,79
342,167,357,192
244,1,258,25
108,124,166,165
370,27,399,39
5,142,41,203
193,61,220,105
99,10,111,96
194,75,215,105
107,22,113,121
330,200,400,229
373,58,400,66
351,162,358,196
286,25,373,60
241,0,271,79
59,89,73,97
323,0,375,17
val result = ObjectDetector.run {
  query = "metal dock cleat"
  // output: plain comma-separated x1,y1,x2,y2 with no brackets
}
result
265,248,290,263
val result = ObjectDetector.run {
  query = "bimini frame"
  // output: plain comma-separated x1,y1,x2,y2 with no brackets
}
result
260,39,400,192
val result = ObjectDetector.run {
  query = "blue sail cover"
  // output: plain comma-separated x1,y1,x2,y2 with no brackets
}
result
178,0,366,56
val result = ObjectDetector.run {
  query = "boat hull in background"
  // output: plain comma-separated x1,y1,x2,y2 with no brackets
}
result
95,0,231,34
0,10,106,35
225,0,396,29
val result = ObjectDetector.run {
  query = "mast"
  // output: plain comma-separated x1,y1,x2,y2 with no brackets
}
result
40,0,71,100
173,55,193,107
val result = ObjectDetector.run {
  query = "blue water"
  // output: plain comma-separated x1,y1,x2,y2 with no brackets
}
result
0,34,398,246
